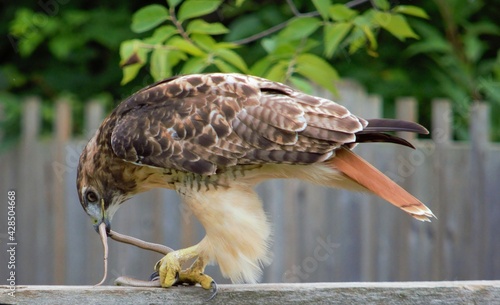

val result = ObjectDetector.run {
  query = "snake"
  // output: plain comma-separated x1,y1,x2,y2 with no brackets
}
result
96,226,218,300
95,223,173,287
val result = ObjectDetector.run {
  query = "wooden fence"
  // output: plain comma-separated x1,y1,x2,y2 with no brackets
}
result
0,81,499,286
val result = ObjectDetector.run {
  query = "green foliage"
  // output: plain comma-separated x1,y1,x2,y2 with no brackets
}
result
373,12,419,41
334,0,500,140
119,0,426,94
1,1,141,144
403,0,500,139
131,5,170,33
2,0,498,142
120,1,244,86
177,0,223,21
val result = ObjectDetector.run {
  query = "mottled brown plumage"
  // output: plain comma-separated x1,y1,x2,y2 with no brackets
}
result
77,73,434,286
108,74,367,175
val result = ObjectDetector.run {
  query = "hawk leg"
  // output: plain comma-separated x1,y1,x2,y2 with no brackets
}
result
154,244,214,290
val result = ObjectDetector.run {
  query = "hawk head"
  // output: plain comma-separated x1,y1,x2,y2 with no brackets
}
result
76,130,132,234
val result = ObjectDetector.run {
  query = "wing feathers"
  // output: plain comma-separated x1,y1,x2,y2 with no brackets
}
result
302,125,356,142
236,110,298,145
110,73,429,179
327,147,435,221
360,118,429,134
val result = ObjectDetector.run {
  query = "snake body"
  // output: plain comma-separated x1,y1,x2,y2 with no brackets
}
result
108,229,173,287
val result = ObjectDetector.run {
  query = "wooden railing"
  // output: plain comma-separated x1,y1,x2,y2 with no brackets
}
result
2,281,500,304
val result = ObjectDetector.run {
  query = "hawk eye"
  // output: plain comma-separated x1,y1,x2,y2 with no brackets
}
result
86,190,99,203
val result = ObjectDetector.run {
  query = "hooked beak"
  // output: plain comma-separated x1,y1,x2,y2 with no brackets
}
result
92,199,111,234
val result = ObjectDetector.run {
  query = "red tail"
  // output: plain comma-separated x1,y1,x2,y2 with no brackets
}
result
327,147,435,221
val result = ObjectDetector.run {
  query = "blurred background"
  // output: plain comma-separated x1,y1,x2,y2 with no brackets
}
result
0,0,499,285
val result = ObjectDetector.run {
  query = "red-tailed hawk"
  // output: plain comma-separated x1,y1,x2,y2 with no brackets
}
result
77,73,434,290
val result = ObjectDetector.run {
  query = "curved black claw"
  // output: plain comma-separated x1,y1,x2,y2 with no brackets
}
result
205,280,218,302
171,272,184,286
149,271,160,282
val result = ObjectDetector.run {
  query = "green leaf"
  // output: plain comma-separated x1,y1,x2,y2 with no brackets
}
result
167,0,182,8
187,19,229,35
151,48,169,80
261,38,277,54
119,39,149,84
214,49,248,72
265,61,289,82
404,40,451,57
121,64,143,85
9,9,51,56
302,38,322,53
167,50,186,70
150,49,186,80
353,13,373,28
119,39,148,65
214,42,238,50
235,0,246,7
214,58,240,73
224,15,266,42
181,56,209,74
403,21,450,57
290,76,314,94
328,4,358,21
131,4,169,33
374,12,419,41
279,17,321,41
143,25,177,44
63,10,90,27
295,53,339,93
466,21,500,36
312,0,331,20
463,33,485,63
48,34,83,59
346,27,366,54
168,36,205,56
324,22,352,57
178,0,223,21
191,34,217,52
10,9,36,36
250,56,274,76
372,0,390,11
393,5,429,19
274,42,297,57
17,34,44,57
361,25,377,50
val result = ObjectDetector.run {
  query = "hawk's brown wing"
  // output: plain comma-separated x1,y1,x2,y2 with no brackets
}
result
110,73,366,175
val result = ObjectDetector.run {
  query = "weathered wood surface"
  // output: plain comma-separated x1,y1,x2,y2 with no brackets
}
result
1,282,499,305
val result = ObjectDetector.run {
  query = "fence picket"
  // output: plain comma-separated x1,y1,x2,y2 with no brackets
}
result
468,102,490,280
53,99,72,284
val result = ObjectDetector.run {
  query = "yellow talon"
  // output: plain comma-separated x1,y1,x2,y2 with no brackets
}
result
155,244,213,290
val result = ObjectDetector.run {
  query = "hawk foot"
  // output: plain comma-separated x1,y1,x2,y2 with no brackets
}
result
177,269,214,290
154,245,213,290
